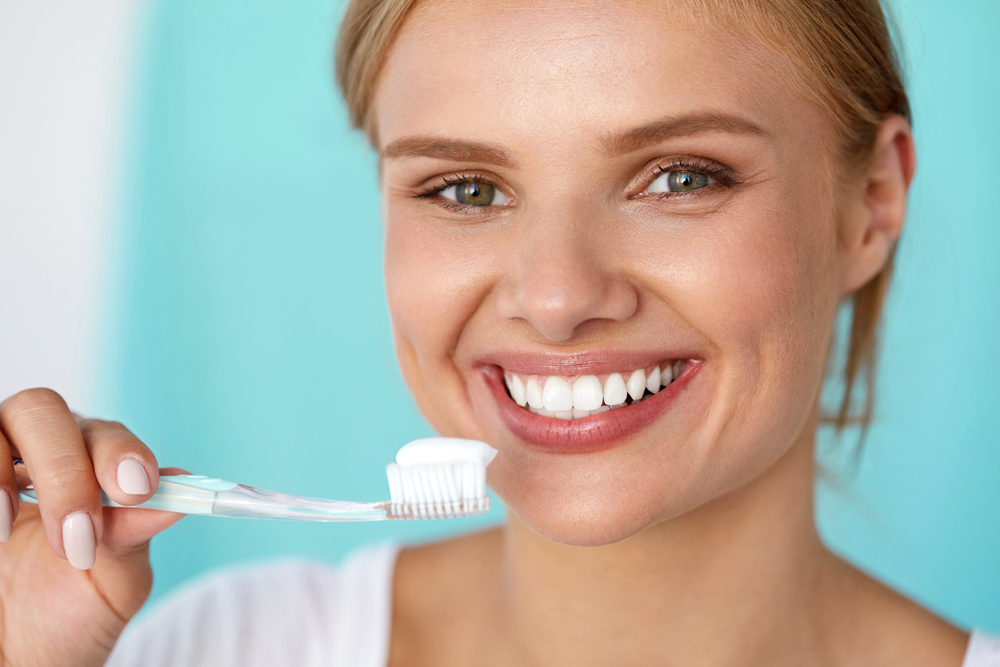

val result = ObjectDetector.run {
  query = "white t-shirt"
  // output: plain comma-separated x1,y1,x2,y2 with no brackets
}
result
107,544,1000,667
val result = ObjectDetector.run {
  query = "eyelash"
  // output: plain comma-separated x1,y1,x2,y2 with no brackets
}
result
412,157,740,213
644,157,740,199
414,172,506,214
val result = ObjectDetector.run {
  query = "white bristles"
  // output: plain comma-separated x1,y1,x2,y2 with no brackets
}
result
384,437,496,520
385,460,490,520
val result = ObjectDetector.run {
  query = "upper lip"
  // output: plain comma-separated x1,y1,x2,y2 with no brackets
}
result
472,348,703,376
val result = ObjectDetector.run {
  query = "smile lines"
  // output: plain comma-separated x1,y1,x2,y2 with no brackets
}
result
503,361,688,420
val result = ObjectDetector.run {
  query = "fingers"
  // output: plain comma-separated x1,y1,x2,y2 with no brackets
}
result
79,418,159,505
0,388,103,569
98,466,189,554
0,428,16,541
99,469,187,551
0,389,184,577
92,465,189,617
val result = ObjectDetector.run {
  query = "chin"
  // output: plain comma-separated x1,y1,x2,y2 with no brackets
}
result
489,454,699,547
510,502,662,547
485,426,800,549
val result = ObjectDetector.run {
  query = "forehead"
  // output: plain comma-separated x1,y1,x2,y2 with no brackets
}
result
374,0,820,157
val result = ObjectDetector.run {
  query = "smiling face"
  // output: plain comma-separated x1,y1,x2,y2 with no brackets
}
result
374,0,847,546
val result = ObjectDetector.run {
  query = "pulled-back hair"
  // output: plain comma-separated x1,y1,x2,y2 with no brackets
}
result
335,0,911,435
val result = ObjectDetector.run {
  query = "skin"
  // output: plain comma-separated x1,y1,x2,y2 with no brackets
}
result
0,392,185,666
376,0,965,665
0,1,967,666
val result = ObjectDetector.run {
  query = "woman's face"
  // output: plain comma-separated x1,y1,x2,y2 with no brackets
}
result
375,0,845,545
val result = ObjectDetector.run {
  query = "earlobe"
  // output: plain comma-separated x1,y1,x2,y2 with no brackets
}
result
838,114,916,295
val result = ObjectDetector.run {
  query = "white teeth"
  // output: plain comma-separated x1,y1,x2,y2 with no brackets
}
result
509,374,527,406
603,373,627,406
526,377,544,409
626,369,646,401
646,366,661,395
572,375,604,411
511,361,687,420
542,376,573,412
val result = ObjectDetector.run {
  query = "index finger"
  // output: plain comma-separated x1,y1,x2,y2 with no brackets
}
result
0,388,103,569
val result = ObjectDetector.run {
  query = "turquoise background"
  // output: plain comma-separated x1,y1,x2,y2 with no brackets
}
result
105,0,1000,630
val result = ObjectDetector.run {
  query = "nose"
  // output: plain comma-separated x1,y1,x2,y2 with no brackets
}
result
495,208,638,342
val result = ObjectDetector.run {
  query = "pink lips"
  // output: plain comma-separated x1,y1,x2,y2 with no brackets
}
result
481,360,701,453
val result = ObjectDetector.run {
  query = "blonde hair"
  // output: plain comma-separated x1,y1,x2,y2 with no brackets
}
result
335,0,911,434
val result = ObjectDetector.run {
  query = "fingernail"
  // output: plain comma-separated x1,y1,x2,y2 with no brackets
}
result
117,458,150,495
0,491,11,542
62,511,96,570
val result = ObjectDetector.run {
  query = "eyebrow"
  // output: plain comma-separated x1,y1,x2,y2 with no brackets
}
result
601,112,770,156
380,136,516,168
379,112,768,169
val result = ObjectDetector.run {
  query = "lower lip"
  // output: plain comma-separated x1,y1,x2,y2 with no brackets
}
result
482,361,701,453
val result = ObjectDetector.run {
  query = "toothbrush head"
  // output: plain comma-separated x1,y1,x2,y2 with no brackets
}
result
385,438,497,520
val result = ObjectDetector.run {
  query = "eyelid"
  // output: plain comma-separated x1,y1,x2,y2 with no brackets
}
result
631,156,739,198
416,171,513,200
414,171,516,212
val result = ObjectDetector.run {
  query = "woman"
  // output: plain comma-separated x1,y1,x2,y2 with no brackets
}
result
0,0,995,665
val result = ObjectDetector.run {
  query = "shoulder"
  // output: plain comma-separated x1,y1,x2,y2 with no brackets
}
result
827,557,969,666
107,545,398,667
389,529,502,666
964,631,1000,667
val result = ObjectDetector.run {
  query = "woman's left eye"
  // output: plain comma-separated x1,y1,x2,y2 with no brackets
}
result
439,180,510,207
646,169,713,194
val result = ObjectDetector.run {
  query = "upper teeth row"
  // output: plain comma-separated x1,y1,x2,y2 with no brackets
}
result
503,362,683,418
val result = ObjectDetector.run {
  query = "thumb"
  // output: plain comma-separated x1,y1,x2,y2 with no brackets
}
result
98,466,191,554
87,468,191,619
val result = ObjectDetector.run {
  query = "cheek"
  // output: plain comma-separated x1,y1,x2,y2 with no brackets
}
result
384,212,496,434
698,205,832,355
384,215,485,352
665,180,839,459
670,165,838,370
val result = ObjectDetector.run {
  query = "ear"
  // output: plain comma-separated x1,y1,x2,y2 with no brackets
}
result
837,114,916,296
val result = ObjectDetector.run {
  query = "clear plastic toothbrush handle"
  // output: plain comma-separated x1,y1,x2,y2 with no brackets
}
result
18,475,389,522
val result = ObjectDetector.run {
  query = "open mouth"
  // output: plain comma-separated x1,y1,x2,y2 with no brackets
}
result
502,360,690,420
481,358,701,451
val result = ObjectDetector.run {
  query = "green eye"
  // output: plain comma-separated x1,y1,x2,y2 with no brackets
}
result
647,169,711,194
439,180,510,207
457,181,494,205
669,170,708,191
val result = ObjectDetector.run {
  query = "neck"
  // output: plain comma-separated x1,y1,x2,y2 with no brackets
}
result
494,422,836,666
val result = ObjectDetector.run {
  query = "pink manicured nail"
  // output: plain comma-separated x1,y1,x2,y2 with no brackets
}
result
62,511,96,570
0,491,11,542
117,458,150,495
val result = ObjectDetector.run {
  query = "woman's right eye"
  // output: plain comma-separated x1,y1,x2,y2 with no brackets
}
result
439,180,510,207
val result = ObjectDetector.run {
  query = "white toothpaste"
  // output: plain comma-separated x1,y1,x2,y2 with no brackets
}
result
395,437,497,467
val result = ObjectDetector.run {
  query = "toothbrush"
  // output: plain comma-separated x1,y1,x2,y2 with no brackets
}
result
17,437,496,521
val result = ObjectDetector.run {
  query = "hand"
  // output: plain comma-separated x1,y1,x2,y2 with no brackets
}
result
0,388,185,666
